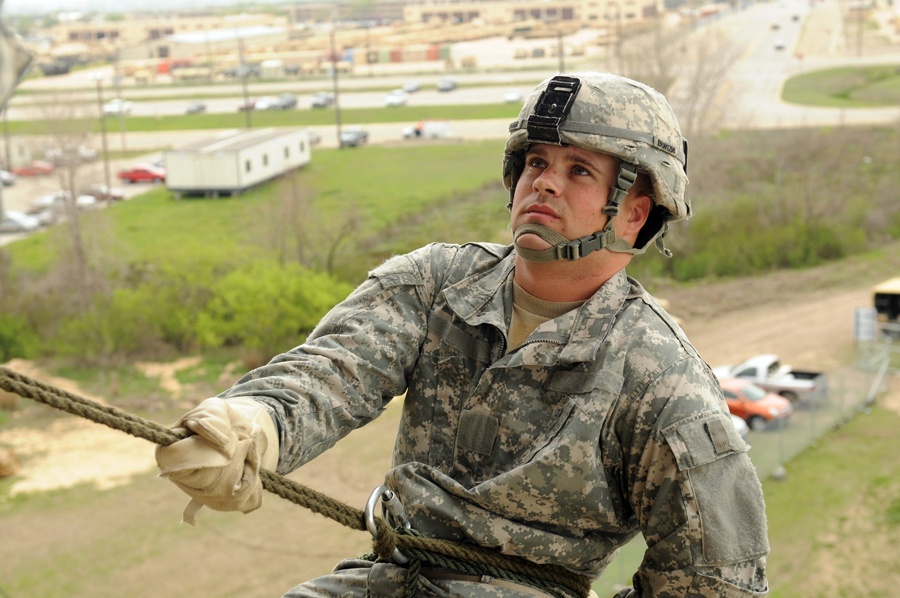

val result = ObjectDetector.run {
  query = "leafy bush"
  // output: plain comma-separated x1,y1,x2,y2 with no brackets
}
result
0,313,40,362
195,261,353,358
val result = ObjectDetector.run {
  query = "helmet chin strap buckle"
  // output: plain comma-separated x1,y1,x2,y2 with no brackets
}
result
513,224,618,262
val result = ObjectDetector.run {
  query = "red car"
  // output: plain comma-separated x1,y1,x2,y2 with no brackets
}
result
11,160,56,177
719,377,793,432
117,164,166,184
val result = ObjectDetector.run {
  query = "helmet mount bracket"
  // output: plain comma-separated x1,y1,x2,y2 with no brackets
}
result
526,76,582,144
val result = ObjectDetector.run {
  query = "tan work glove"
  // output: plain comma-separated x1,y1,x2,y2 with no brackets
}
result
155,397,279,525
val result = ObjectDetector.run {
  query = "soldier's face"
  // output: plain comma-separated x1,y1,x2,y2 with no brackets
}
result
510,144,618,252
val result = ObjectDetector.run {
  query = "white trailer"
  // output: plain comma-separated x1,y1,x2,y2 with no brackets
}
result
163,127,312,197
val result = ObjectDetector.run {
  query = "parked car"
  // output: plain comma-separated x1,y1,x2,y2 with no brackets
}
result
503,89,524,103
32,190,98,212
402,80,421,93
730,413,750,441
44,144,97,166
11,160,55,177
237,98,256,111
720,377,793,432
0,169,16,186
306,128,322,145
253,96,279,111
402,120,454,140
339,127,369,148
117,164,166,184
0,210,40,234
384,89,408,107
436,78,457,92
873,277,900,336
185,101,207,114
82,183,125,201
26,206,58,226
275,93,298,109
103,98,133,116
713,353,828,404
310,91,335,109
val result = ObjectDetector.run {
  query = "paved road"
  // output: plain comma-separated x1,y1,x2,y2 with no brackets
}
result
3,0,899,245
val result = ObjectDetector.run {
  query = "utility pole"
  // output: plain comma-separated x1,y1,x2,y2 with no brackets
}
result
856,4,864,57
113,49,127,155
94,77,113,205
557,30,565,73
330,23,343,146
238,34,252,129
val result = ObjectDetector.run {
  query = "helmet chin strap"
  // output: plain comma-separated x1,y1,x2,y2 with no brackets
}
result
512,162,642,262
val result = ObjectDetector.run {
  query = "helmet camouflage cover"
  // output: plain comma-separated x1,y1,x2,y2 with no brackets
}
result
503,72,690,254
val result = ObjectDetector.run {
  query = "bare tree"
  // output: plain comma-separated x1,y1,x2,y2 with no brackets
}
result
37,92,99,307
256,170,361,276
618,18,742,140
617,18,683,96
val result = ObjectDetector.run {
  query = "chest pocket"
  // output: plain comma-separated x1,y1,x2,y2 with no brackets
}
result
454,367,628,531
396,307,494,470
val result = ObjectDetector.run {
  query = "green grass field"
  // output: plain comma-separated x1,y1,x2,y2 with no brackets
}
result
782,64,900,107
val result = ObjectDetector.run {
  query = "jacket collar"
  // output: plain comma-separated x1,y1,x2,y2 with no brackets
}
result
443,248,637,364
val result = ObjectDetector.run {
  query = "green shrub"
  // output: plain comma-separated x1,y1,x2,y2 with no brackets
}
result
0,312,41,361
195,261,353,357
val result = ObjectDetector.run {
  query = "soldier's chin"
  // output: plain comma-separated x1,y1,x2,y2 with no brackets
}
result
515,233,553,251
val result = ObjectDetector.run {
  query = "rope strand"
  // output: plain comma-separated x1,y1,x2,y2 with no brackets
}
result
0,365,589,598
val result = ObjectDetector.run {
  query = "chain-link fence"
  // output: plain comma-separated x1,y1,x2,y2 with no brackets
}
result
592,338,897,595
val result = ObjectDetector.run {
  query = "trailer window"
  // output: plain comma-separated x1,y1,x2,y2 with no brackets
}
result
245,159,251,173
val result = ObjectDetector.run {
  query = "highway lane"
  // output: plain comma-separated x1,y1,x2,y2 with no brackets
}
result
4,0,900,247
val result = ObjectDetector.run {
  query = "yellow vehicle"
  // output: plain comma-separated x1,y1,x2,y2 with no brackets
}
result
873,277,900,324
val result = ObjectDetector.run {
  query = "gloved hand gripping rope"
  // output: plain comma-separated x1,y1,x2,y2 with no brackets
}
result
0,366,591,598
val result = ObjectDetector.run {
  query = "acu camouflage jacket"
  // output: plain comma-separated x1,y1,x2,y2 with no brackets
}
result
220,242,769,597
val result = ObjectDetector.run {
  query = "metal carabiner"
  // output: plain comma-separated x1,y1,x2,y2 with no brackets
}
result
364,485,410,564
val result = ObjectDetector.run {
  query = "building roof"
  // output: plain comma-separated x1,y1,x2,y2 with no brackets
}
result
166,25,287,45
171,128,307,153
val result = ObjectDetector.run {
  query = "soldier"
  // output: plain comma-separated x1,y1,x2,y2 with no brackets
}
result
156,72,769,597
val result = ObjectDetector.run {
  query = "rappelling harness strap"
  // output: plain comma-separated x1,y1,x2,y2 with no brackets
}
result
363,486,588,598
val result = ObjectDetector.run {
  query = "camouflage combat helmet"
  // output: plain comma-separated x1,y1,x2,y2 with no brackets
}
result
503,72,690,260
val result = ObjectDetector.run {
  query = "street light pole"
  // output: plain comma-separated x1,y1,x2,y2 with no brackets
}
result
557,29,565,73
237,35,252,129
114,49,127,155
330,24,343,147
94,78,113,206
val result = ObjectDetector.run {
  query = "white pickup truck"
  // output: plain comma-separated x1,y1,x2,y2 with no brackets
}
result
713,353,828,405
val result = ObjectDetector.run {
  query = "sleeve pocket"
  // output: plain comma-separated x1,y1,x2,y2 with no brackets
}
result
662,411,748,471
663,412,769,565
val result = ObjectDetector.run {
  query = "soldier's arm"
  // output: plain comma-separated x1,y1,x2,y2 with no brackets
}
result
619,360,769,597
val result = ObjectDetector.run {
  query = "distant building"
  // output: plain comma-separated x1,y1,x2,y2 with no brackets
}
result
163,128,313,198
402,0,663,27
47,12,288,49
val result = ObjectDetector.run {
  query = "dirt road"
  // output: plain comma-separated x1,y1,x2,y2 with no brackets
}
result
2,238,899,597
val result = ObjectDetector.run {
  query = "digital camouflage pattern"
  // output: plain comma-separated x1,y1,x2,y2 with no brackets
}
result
219,242,769,597
503,72,690,224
